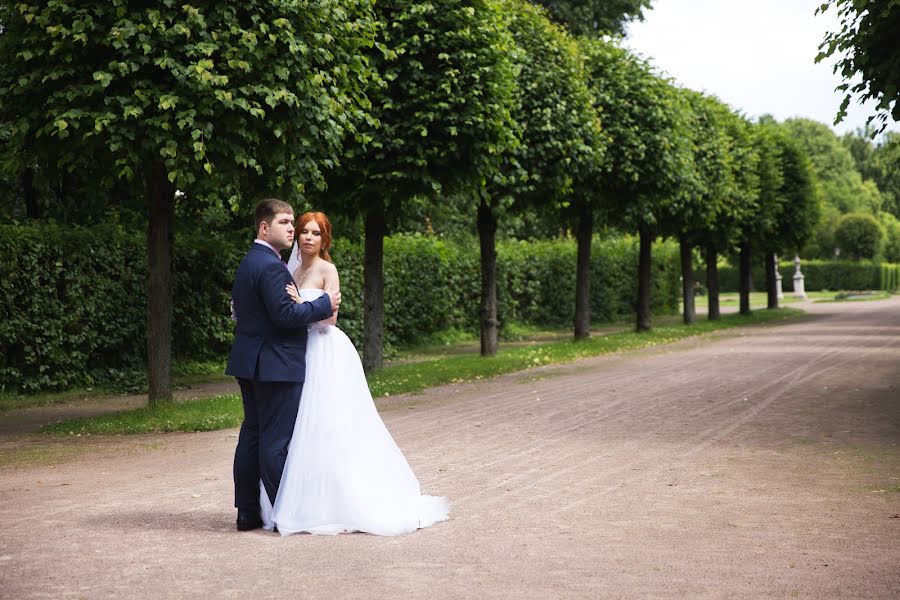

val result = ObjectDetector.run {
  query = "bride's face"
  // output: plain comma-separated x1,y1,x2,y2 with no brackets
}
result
298,219,323,257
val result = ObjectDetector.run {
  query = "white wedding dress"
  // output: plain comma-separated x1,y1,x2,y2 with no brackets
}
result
259,289,450,536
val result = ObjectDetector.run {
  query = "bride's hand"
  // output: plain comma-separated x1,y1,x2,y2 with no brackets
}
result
285,283,301,304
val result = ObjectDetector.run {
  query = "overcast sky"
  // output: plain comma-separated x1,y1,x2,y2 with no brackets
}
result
624,0,898,137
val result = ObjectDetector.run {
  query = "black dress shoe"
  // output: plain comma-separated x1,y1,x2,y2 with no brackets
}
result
236,513,263,532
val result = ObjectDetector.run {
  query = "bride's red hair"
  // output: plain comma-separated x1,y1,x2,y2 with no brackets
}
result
298,211,333,262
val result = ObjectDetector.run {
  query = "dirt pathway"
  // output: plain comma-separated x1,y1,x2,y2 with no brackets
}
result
0,297,897,598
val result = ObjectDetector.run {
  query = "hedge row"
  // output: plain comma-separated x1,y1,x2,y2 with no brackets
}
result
331,235,681,349
0,223,241,392
0,224,679,392
709,259,900,293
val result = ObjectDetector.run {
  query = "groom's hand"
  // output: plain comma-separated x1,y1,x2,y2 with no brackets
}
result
330,291,341,314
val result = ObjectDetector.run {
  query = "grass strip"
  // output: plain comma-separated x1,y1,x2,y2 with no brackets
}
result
41,393,244,436
368,308,803,396
816,290,892,303
40,307,803,436
0,360,231,413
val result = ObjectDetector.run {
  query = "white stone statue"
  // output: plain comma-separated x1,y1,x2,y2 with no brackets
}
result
792,255,807,299
775,254,784,300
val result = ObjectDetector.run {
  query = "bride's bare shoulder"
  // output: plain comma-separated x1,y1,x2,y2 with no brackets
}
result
322,261,339,276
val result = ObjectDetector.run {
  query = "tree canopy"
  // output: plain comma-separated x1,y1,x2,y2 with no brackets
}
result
0,0,379,401
0,0,378,204
782,118,881,214
816,0,900,134
485,0,604,345
496,0,603,208
322,0,519,369
328,0,517,209
532,0,653,36
579,37,692,330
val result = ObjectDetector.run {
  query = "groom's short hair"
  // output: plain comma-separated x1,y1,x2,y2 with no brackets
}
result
254,198,294,232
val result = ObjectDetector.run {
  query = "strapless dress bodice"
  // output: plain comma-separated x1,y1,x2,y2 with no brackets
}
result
300,289,330,331
299,288,326,302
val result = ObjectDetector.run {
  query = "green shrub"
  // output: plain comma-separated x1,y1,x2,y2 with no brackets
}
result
0,223,241,392
330,234,481,353
797,260,880,291
496,236,680,328
1,223,681,393
337,234,679,350
880,215,900,263
710,258,896,292
882,263,899,292
171,235,244,359
0,223,145,392
834,212,885,260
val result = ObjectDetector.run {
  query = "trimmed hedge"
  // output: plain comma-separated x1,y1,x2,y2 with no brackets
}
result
0,223,144,391
880,263,899,292
329,235,481,352
496,237,680,327
334,234,680,348
709,259,900,293
1,224,679,392
0,223,242,392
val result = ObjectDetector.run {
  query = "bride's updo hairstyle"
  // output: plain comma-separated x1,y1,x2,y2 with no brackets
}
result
298,211,333,262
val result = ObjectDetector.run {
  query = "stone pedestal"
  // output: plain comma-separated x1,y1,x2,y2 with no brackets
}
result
775,254,784,300
792,255,807,299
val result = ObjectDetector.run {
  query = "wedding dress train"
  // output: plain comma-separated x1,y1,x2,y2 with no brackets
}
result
260,289,449,535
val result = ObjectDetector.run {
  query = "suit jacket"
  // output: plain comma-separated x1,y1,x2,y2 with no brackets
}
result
225,243,333,382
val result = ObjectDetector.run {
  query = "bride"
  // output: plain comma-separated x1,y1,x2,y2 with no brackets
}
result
259,211,450,536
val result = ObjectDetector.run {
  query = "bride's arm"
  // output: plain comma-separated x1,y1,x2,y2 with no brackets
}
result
321,262,339,325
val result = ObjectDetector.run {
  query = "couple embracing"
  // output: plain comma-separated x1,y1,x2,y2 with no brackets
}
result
226,199,449,536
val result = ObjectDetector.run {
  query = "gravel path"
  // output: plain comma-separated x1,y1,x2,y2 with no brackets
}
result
1,297,898,599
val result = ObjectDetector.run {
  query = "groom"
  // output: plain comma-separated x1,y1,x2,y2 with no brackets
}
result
226,198,340,531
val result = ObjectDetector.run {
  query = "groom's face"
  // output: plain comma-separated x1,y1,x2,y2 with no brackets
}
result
261,212,295,251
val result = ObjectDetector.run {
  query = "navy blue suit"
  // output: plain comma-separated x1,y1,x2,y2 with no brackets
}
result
226,243,333,515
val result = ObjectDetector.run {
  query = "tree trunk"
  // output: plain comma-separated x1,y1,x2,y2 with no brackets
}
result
705,244,720,321
363,198,386,372
636,225,652,332
739,243,752,316
477,197,499,356
146,161,176,405
573,200,592,340
680,237,695,325
765,250,778,309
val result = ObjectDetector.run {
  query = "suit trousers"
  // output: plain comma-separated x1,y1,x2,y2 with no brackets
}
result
233,378,304,514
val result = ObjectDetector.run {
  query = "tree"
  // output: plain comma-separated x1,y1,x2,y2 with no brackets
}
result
323,0,517,370
783,119,877,214
843,130,900,218
783,118,884,259
532,0,653,36
834,212,885,259
841,125,880,182
484,1,602,351
663,90,732,325
759,124,820,309
0,1,377,402
580,40,690,331
816,0,900,134
749,121,785,312
717,114,761,316
870,134,900,218
690,104,756,322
